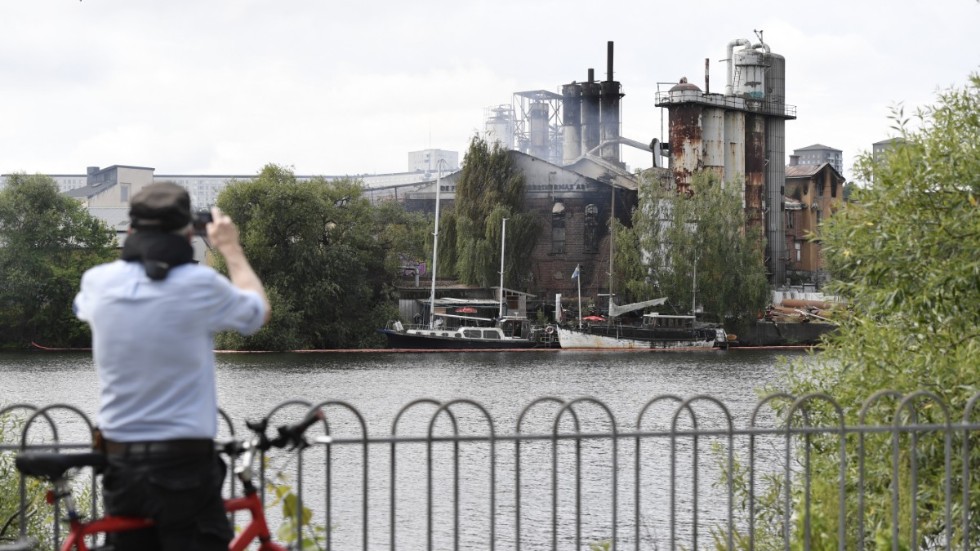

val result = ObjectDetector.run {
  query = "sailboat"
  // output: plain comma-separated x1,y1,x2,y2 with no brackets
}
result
379,185,557,350
556,186,728,350
555,299,728,350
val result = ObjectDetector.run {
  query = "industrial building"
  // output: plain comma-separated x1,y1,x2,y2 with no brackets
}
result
792,144,844,175
784,160,845,282
654,36,797,287
1,148,459,211
397,41,656,308
4,37,849,307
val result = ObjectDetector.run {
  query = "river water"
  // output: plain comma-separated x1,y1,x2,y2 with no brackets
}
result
1,349,806,549
1,349,798,422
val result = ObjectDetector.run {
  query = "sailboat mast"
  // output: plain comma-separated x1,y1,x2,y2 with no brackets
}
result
608,183,615,326
428,164,443,329
498,218,507,319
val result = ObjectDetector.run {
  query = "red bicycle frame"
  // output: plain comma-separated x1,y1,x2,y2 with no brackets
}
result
226,492,286,551
58,516,153,551
53,495,282,551
17,408,323,551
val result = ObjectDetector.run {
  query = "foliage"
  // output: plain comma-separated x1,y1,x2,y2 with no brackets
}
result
0,413,54,549
731,75,980,549
266,469,326,550
617,170,769,324
449,136,539,288
212,164,419,350
0,174,116,348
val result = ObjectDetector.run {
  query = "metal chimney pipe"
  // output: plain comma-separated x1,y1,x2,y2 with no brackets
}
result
607,41,614,81
705,58,710,94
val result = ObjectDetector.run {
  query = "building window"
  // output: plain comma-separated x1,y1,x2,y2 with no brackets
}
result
817,179,824,197
551,201,566,254
120,183,130,202
584,204,599,253
831,180,838,198
786,210,794,230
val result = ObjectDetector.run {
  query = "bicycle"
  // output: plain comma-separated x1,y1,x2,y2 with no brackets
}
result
9,408,325,551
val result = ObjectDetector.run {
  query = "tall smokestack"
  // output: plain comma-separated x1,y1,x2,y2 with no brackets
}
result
581,69,601,155
600,41,623,164
607,41,614,82
705,58,710,93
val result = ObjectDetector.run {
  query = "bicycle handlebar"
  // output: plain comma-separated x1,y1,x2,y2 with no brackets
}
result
232,408,324,455
268,407,324,450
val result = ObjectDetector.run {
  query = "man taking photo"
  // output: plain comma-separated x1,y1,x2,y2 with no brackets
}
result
73,181,270,550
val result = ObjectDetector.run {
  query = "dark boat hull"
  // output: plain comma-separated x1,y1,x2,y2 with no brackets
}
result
378,329,554,350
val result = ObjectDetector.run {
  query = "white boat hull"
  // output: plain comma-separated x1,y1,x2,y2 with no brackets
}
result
556,327,722,350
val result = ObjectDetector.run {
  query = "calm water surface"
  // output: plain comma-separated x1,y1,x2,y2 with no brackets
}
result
1,349,801,428
1,349,808,549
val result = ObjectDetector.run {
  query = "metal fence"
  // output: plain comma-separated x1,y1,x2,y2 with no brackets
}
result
3,390,979,550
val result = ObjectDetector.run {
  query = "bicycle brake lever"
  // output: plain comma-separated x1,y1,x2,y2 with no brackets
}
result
276,425,309,451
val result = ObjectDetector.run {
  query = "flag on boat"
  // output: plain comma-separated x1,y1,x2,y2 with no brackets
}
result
571,265,580,280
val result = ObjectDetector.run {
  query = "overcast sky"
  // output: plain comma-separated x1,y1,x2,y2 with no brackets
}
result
1,1,977,181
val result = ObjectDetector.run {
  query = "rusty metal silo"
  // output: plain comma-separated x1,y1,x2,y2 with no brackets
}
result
561,83,582,164
745,112,766,230
724,110,746,193
702,106,725,180
666,79,704,193
765,51,788,284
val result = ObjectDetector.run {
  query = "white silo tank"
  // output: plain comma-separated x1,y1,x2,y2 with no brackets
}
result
734,48,767,99
485,105,515,149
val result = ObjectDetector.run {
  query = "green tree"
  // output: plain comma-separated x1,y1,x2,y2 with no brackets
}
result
1,411,57,548
0,174,116,348
212,164,406,350
450,137,538,288
618,170,768,325
738,76,980,550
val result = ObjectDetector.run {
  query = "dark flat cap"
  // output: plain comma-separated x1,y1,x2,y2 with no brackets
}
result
129,182,192,232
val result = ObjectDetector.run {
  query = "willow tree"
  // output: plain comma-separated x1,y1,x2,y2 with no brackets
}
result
618,170,768,324
451,136,538,288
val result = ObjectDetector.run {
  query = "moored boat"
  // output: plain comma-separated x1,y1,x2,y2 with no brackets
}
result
556,312,727,350
379,315,558,349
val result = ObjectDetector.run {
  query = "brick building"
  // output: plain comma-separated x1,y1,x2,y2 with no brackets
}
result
783,161,845,282
401,151,643,308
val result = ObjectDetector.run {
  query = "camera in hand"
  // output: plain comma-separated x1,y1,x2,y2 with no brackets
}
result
192,211,213,234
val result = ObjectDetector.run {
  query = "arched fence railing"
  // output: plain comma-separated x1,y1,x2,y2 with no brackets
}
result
2,391,978,550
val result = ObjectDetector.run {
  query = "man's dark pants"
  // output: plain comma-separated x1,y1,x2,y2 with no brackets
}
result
101,446,233,551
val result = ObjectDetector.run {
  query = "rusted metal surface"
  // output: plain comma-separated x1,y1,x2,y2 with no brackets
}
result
668,102,704,194
724,111,746,189
744,113,765,228
702,107,725,180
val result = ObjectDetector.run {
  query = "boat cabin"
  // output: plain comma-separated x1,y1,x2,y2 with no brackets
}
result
641,313,696,329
